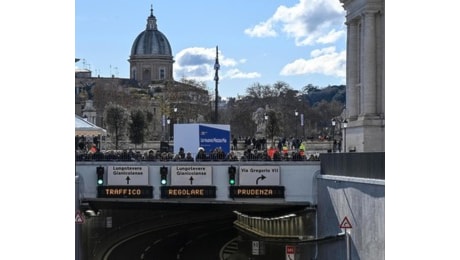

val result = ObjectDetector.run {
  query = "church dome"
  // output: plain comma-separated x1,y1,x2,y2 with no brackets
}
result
130,7,172,57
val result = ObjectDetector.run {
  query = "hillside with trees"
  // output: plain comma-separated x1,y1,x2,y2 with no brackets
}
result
79,77,345,146
223,82,345,140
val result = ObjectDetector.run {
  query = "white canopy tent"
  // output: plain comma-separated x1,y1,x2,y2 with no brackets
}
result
75,114,107,149
75,114,106,136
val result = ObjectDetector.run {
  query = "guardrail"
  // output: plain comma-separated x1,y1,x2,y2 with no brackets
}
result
233,209,316,241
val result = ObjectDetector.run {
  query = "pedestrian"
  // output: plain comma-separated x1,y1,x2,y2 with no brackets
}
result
267,146,276,160
178,147,185,159
185,152,194,161
88,143,97,154
299,142,306,157
282,143,289,157
196,147,208,161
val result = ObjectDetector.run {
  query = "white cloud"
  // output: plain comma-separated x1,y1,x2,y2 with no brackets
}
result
244,0,345,46
280,46,346,78
316,29,345,44
174,47,260,82
174,47,214,81
225,69,261,79
244,20,277,37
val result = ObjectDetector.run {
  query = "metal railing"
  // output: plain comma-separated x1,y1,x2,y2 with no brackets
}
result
75,149,321,162
233,210,316,241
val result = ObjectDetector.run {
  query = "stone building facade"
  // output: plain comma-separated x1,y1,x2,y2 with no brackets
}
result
340,0,385,152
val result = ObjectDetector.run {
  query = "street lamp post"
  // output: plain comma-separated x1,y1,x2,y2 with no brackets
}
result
343,119,348,153
167,117,171,141
301,113,305,139
264,113,269,143
214,46,220,123
174,106,178,122
162,114,166,141
172,106,177,140
331,118,336,152
295,110,299,138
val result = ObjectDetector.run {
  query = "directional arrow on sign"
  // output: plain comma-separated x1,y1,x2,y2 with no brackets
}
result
170,166,212,186
256,174,266,185
107,166,148,186
239,166,280,186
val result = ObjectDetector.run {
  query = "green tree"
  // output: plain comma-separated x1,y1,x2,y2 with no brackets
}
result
104,103,129,150
128,109,146,148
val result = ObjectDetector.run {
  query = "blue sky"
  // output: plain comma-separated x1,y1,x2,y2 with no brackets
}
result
76,0,347,98
4,2,460,258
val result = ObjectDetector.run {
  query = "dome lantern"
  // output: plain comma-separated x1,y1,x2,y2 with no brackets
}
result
147,5,157,30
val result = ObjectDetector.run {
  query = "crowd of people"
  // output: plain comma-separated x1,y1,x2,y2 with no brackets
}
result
76,134,324,162
75,143,320,162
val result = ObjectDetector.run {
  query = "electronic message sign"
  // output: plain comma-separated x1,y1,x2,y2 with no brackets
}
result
160,186,216,199
229,186,285,198
97,186,153,198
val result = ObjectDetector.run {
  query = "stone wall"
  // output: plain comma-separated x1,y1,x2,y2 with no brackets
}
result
316,175,385,260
